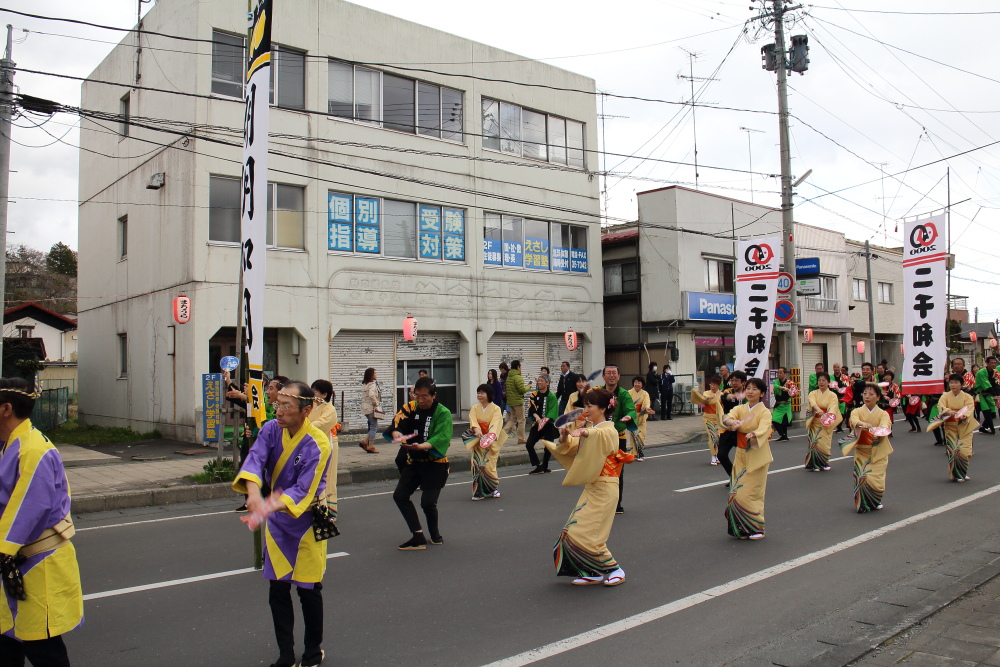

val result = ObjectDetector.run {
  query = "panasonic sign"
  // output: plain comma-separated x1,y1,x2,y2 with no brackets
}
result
687,291,736,322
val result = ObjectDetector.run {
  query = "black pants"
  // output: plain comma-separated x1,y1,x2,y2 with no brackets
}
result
0,635,70,667
718,431,736,478
905,412,922,431
772,418,788,440
660,392,673,420
617,437,627,508
526,425,555,468
269,580,323,667
393,462,449,537
982,410,996,434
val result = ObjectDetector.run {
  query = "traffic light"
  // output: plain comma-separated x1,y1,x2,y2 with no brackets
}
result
789,35,809,74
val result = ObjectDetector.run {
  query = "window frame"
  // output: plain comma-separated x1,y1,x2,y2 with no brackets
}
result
119,93,130,138
208,175,305,250
396,359,460,416
118,215,128,260
482,213,589,274
118,333,128,379
704,258,735,293
482,97,586,169
878,281,894,304
603,261,638,295
852,278,868,302
270,44,306,110
210,30,246,99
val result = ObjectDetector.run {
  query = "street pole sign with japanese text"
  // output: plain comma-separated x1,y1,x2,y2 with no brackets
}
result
735,237,781,378
241,0,271,424
901,214,947,395
202,373,223,442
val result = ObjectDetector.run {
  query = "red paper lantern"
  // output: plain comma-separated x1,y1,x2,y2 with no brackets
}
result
970,331,978,342
991,338,998,349
900,344,905,355
172,295,191,324
403,316,418,342
803,328,813,343
564,329,578,351
856,340,865,355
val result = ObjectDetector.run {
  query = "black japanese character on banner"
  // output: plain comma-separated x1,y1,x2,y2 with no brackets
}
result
242,239,254,271
749,307,768,330
244,83,256,148
912,323,933,347
913,294,934,319
241,156,255,220
243,287,253,350
912,351,934,376
747,333,766,354
743,358,761,377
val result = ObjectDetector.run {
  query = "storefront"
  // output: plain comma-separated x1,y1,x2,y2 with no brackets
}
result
684,291,736,385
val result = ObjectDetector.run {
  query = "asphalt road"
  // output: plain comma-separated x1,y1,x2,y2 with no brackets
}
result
65,421,1000,666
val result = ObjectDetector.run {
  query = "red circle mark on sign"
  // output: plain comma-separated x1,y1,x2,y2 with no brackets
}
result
774,299,795,322
777,272,794,294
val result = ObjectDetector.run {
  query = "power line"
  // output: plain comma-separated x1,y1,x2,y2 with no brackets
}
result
808,6,1000,17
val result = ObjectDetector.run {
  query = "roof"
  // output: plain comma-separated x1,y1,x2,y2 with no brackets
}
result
601,228,639,245
635,185,781,212
3,302,78,331
961,322,997,339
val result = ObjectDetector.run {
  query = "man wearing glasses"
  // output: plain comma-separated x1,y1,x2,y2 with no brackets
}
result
594,365,637,514
233,380,333,667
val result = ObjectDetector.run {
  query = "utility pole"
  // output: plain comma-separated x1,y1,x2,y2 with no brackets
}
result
865,240,877,365
0,25,14,365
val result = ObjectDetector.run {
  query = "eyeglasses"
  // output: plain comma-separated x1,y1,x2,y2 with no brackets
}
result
274,404,298,414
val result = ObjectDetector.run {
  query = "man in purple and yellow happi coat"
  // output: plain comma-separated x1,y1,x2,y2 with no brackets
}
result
0,378,82,667
233,380,332,667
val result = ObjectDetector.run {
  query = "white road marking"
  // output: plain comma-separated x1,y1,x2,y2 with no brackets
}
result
674,456,852,492
76,510,236,532
82,552,349,601
481,484,1000,667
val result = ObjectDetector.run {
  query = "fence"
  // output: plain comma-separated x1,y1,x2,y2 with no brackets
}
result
40,377,77,398
33,387,70,432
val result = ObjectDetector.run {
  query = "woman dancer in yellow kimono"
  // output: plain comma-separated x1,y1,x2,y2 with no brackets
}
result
847,383,893,513
805,372,842,471
692,374,724,466
545,388,630,586
628,376,654,461
468,383,508,499
720,377,773,540
937,373,976,482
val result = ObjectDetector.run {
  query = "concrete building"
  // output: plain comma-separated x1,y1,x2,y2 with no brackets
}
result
77,0,603,440
3,302,78,363
602,186,859,388
844,240,905,373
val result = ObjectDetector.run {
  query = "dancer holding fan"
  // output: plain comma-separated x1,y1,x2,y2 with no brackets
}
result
691,375,724,466
805,372,842,471
466,383,507,499
843,383,893,513
720,377,773,540
934,374,976,482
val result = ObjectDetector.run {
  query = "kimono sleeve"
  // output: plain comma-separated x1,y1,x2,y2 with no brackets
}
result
278,433,331,518
486,405,504,435
691,388,707,405
616,390,637,429
751,408,772,444
849,407,862,430
426,406,453,459
310,404,337,437
876,408,891,430
0,447,66,555
807,390,819,412
545,393,560,420
232,420,279,494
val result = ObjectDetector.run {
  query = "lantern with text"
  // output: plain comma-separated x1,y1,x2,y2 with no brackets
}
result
970,331,978,343
992,338,998,349
803,328,813,343
403,316,418,342
564,329,578,351
172,295,191,324
856,340,865,355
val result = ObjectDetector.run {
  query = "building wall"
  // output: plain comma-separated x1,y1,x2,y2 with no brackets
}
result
78,0,603,439
2,318,77,362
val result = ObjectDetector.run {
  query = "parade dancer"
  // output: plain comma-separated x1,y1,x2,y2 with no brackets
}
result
594,365,637,514
545,388,630,586
526,375,559,474
805,372,842,471
628,376,654,461
0,378,83,667
717,371,748,482
845,383,893,513
721,377,773,540
770,367,794,442
691,375,724,466
467,384,507,500
936,374,976,482
975,357,998,435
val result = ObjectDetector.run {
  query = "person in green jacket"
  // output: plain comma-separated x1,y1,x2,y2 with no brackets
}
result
526,375,560,474
771,367,793,441
388,376,453,550
974,357,998,435
595,365,637,514
808,362,824,394
503,360,531,443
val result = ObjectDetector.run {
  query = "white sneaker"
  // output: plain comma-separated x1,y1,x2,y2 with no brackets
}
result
710,456,719,465
572,575,604,585
876,503,884,510
472,495,482,501
822,466,831,471
604,568,626,586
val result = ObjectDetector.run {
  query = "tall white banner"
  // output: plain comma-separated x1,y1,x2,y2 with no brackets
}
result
735,237,781,378
241,0,271,423
901,214,947,395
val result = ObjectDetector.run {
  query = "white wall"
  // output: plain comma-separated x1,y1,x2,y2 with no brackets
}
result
3,318,77,362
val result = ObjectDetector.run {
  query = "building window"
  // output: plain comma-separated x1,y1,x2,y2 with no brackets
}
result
878,281,894,304
118,215,128,259
120,93,130,137
327,191,465,262
807,275,839,312
483,214,588,273
852,278,868,301
211,30,245,98
396,359,459,415
209,176,305,249
604,262,638,295
482,98,585,168
270,45,305,109
118,333,128,378
16,325,33,339
705,258,734,293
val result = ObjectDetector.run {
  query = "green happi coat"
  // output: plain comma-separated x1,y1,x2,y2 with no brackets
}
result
771,379,792,424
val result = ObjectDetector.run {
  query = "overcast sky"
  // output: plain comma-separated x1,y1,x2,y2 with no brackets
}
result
4,1,1000,320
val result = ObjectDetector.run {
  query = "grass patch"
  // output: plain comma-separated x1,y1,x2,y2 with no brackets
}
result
186,457,237,484
45,417,162,445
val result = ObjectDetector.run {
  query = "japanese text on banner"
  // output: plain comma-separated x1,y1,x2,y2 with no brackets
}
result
734,237,781,378
901,214,947,394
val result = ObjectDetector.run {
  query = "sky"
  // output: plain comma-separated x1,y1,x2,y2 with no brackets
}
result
4,0,1000,320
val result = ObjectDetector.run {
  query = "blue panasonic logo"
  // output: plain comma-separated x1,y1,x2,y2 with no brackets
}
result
688,292,735,322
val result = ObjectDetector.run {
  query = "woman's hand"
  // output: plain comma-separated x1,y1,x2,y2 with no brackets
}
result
856,421,872,430
472,426,483,437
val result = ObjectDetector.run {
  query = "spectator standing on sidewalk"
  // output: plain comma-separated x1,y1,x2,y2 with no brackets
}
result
310,380,340,519
556,361,579,414
645,362,660,421
0,378,83,667
659,365,676,420
498,362,510,411
359,368,382,453
503,360,530,444
487,369,504,409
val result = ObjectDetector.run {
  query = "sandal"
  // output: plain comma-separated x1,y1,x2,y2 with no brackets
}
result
603,568,626,586
572,575,604,585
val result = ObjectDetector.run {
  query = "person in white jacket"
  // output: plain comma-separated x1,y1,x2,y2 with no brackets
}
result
360,367,382,453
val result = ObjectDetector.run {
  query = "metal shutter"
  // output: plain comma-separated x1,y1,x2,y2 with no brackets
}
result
329,331,395,430
544,334,585,377
801,343,827,376
396,332,460,360
487,333,547,382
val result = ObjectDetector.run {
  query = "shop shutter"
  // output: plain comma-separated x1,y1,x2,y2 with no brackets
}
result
544,334,586,378
396,332,460,360
487,333,546,384
801,343,827,377
329,331,396,429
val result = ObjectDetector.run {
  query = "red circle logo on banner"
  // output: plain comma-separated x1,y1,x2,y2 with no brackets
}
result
744,243,774,266
909,223,938,248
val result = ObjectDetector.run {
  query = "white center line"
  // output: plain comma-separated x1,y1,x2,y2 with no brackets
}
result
82,552,350,601
77,510,236,532
674,456,852,493
480,483,1000,667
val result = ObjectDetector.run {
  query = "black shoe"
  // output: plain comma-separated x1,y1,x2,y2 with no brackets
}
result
615,506,625,514
398,534,427,550
666,417,673,420
528,465,546,475
429,535,443,545
300,650,325,667
541,468,552,473
235,503,248,512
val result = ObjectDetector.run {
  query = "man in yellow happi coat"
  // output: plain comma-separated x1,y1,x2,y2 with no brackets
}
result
805,372,843,471
0,378,82,667
721,377,773,540
936,374,977,482
847,383,893,513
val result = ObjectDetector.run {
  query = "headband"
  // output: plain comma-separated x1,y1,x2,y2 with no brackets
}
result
0,378,42,400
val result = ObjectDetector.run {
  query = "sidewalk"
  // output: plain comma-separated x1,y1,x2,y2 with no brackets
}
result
65,414,707,513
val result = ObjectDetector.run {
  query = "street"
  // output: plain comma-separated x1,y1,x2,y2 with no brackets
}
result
67,422,1000,666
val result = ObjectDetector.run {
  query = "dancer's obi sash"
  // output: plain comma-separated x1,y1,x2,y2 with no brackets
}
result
19,514,75,558
839,429,874,456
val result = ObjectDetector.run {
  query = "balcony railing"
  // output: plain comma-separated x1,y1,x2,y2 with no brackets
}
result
806,297,839,312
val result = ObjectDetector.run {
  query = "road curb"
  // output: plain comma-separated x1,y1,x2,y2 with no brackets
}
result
70,430,704,514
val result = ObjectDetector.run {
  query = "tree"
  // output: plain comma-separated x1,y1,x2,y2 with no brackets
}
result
5,244,77,313
46,242,77,277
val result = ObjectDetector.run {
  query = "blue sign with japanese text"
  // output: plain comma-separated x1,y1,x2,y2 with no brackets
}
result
328,222,352,251
354,197,380,254
202,373,222,442
483,238,502,266
503,240,523,267
523,237,550,269
570,248,588,273
551,246,570,271
687,291,736,322
442,209,465,261
419,205,442,259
